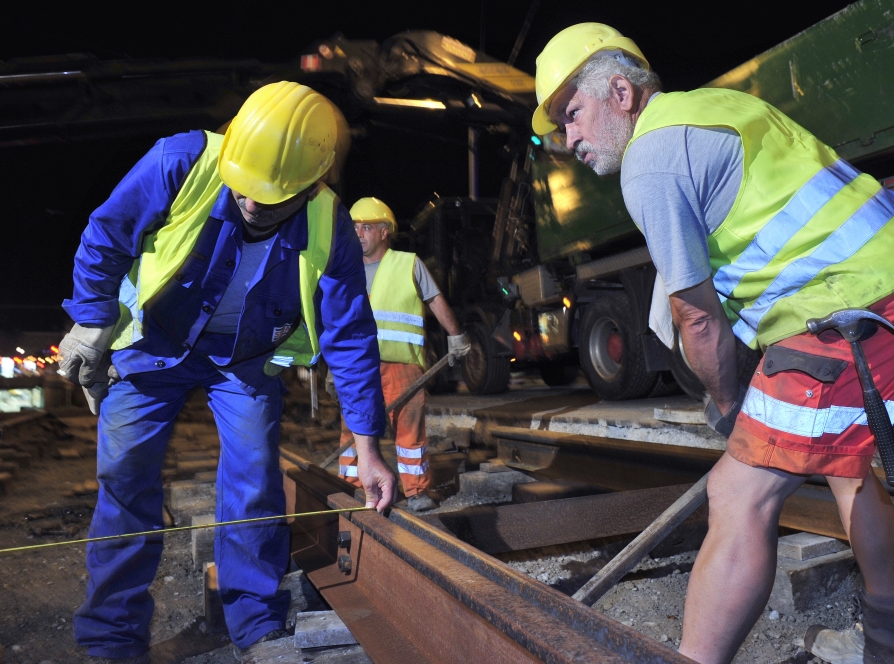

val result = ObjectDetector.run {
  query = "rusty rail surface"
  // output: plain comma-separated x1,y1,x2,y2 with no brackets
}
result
280,451,693,664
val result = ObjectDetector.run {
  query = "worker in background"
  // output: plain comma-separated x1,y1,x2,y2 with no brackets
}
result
58,82,395,664
329,197,470,512
534,24,894,664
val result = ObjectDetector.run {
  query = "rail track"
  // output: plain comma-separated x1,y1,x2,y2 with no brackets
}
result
280,449,694,664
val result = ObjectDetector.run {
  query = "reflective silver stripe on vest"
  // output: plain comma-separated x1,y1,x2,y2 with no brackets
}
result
732,187,894,345
713,160,859,298
340,464,359,477
377,329,425,346
398,461,429,476
373,310,425,328
742,386,894,437
118,270,143,343
339,446,357,458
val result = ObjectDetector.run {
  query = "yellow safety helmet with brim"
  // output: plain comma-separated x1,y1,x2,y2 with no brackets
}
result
350,197,397,234
219,82,337,205
532,23,649,136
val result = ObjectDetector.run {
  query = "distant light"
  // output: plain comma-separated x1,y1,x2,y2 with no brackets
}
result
373,97,446,110
512,331,522,341
531,135,542,146
50,345,59,354
563,297,572,308
15,347,24,354
510,358,516,362
13,357,23,365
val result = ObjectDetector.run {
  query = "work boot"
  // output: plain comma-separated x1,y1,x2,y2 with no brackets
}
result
805,590,894,663
407,493,437,512
232,628,289,663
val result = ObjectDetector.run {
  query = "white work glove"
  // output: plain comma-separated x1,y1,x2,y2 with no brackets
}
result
325,369,339,402
83,362,121,415
58,323,116,386
447,332,472,366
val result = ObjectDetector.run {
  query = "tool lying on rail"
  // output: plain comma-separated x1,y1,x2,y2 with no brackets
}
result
0,506,372,555
573,474,709,605
321,353,452,468
807,308,894,485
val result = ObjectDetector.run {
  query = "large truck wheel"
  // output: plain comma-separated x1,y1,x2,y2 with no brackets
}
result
579,292,658,400
461,320,511,395
424,327,458,394
669,329,762,401
538,361,579,387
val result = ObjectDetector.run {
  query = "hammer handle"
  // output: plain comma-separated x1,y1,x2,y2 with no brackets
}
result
852,342,894,485
862,386,894,486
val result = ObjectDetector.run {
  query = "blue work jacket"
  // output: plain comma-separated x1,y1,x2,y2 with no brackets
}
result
63,131,385,436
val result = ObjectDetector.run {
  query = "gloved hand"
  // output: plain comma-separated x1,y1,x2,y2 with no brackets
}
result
325,370,339,402
83,362,120,415
58,324,116,386
704,384,749,438
447,332,471,366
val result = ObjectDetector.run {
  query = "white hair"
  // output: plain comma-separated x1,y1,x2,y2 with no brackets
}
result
577,51,661,101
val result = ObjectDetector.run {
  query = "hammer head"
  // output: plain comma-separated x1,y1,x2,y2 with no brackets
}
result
806,308,894,342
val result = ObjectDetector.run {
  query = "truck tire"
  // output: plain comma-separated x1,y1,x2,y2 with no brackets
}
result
579,292,658,400
669,329,762,401
461,320,511,395
538,361,579,387
425,328,457,394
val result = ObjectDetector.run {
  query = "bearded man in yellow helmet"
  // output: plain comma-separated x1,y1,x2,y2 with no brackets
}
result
327,197,470,511
57,82,395,663
535,23,894,664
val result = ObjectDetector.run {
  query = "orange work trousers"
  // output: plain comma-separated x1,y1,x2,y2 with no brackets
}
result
338,361,431,497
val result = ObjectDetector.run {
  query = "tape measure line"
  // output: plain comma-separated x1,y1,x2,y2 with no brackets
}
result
0,506,372,555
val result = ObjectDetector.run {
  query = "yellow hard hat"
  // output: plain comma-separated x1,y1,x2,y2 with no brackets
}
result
219,82,337,205
350,197,397,233
532,23,649,136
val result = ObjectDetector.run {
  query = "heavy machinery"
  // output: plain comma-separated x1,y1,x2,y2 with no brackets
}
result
3,0,892,400
377,0,894,399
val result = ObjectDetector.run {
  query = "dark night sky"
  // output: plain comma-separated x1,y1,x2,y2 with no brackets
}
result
0,0,855,330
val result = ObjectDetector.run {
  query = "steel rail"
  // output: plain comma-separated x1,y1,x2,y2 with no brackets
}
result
488,426,863,540
281,452,693,664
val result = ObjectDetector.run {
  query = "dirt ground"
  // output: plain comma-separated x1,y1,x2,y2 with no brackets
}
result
0,395,865,664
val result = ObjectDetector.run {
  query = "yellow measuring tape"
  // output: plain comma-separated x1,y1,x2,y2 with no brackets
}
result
0,506,373,555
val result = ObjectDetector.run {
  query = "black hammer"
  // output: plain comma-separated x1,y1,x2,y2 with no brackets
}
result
807,308,894,485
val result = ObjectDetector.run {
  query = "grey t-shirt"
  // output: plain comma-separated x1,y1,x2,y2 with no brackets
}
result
621,100,744,294
205,238,273,334
365,255,441,302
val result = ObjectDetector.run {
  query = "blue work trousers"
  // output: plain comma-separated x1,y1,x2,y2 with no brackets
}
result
73,352,290,657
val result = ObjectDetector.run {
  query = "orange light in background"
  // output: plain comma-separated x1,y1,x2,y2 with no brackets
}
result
512,331,522,341
50,345,59,354
510,358,516,362
562,297,572,308
13,357,23,365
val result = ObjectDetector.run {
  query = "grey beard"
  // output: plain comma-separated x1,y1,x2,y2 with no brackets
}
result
574,110,635,176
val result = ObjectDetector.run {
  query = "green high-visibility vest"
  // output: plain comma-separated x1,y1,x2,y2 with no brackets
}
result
368,249,426,367
110,130,336,368
628,89,894,350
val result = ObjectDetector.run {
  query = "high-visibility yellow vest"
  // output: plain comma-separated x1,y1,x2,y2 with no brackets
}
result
628,89,894,350
368,249,426,367
110,130,337,368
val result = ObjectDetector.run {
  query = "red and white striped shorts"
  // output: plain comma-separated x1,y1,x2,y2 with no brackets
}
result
728,293,894,478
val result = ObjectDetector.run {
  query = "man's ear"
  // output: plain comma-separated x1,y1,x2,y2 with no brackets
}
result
608,75,636,112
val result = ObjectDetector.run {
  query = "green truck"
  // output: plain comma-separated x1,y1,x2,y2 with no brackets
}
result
407,0,894,399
